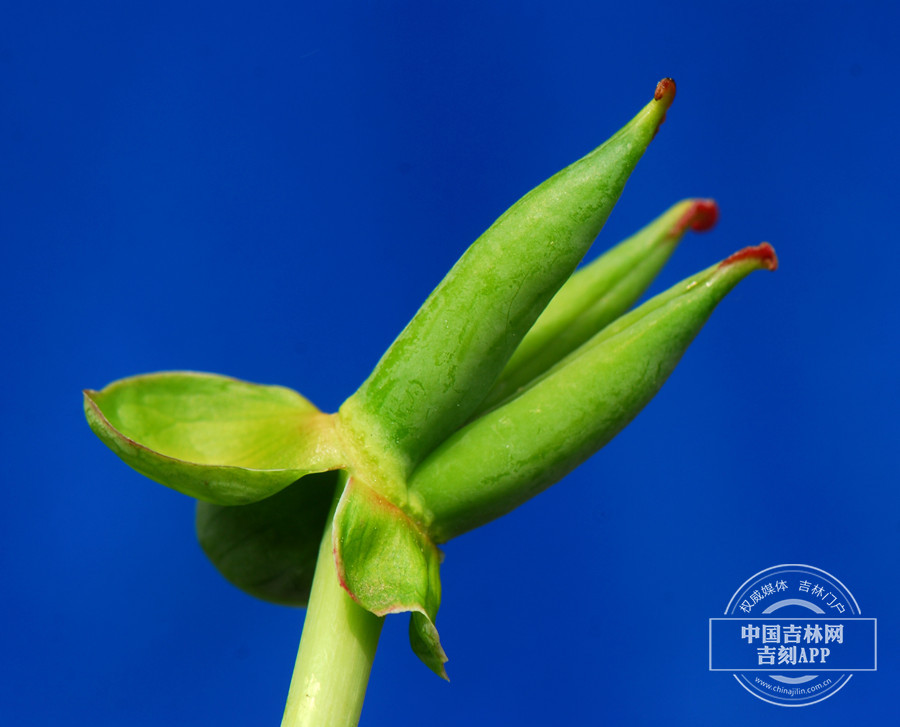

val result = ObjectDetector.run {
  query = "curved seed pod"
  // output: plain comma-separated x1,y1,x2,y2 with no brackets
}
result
476,199,719,414
409,244,777,543
340,79,678,478
84,372,344,505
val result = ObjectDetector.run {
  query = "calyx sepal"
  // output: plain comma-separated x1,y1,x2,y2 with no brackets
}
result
84,371,344,505
333,476,448,678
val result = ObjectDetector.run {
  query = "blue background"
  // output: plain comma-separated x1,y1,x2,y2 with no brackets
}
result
2,2,897,725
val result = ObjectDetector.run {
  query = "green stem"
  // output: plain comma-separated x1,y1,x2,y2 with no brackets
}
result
281,478,384,727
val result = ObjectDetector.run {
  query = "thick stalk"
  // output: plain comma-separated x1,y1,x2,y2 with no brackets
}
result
282,480,384,727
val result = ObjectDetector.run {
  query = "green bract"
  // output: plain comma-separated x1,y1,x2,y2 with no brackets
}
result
196,470,338,606
85,79,776,692
334,476,447,678
84,372,343,505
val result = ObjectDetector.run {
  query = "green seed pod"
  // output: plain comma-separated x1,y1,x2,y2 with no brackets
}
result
340,80,678,479
408,244,778,543
476,198,719,414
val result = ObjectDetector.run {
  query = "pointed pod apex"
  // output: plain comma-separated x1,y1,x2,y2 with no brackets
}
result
650,78,676,138
671,199,719,237
719,242,778,272
654,77,676,106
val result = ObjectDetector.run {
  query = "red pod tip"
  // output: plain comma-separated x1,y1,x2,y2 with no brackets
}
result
651,78,676,138
671,199,719,237
654,78,676,105
719,242,779,272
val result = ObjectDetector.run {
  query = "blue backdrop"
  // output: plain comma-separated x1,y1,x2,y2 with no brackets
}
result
2,2,897,725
